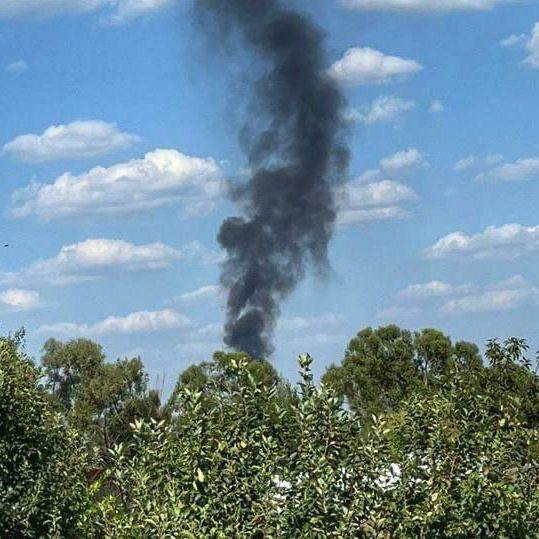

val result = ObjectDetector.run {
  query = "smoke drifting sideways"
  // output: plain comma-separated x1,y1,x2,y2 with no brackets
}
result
194,0,349,359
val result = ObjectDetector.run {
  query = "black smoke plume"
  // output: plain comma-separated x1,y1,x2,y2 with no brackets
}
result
195,0,349,358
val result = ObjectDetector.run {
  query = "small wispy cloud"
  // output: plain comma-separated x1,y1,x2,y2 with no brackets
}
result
5,60,28,74
347,95,415,125
39,309,190,336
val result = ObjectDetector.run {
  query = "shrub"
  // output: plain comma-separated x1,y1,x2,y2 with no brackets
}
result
0,336,91,537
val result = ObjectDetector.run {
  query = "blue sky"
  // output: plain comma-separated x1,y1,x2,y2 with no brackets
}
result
1,0,539,392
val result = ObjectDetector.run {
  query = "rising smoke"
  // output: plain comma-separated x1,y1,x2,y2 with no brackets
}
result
195,0,349,358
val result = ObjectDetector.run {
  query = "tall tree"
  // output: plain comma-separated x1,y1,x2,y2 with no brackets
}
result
323,325,483,420
41,338,161,452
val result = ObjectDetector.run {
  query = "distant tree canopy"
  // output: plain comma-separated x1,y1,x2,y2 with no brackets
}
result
41,337,162,452
322,325,483,421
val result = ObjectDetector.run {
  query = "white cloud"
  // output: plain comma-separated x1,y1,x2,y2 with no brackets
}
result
0,289,41,311
524,22,539,68
397,280,472,299
168,285,222,305
3,121,139,163
0,0,171,24
329,47,422,86
0,238,221,287
346,179,418,207
380,148,427,171
339,205,410,225
500,22,539,68
347,96,415,124
338,148,424,226
279,313,344,332
429,100,445,113
103,0,172,25
342,0,515,11
384,274,537,317
338,179,417,225
5,60,28,74
39,309,189,336
357,148,428,183
454,154,503,172
12,149,224,220
424,223,539,260
474,157,539,182
442,276,539,314
500,33,528,47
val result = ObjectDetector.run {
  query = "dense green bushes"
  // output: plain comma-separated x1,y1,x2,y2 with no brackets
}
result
1,328,538,536
0,334,91,537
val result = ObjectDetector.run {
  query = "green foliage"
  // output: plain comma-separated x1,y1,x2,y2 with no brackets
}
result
89,344,539,537
383,339,539,536
323,325,484,420
41,339,162,452
2,327,538,537
42,337,105,410
0,336,91,536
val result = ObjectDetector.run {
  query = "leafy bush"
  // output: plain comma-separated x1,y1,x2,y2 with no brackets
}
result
2,328,538,537
0,335,91,537
90,346,539,537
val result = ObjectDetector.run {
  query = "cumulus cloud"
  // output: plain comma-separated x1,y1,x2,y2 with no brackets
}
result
379,148,427,171
347,96,415,125
524,22,539,68
383,274,537,318
3,121,140,163
11,149,224,220
454,154,503,173
356,148,427,184
0,238,221,287
5,60,28,74
329,47,422,86
338,148,424,226
397,280,473,299
500,22,539,68
500,33,528,47
0,0,172,23
442,276,539,314
39,309,189,336
424,223,539,260
342,0,514,11
0,289,41,311
474,157,539,182
338,179,418,225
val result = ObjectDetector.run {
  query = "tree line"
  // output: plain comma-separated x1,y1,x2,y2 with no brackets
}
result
1,326,538,536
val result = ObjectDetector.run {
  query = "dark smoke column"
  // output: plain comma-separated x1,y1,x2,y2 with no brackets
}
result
195,0,349,358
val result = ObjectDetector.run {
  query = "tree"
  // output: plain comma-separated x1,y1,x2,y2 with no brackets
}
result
382,338,539,536
72,357,162,452
41,337,105,410
0,334,91,536
41,339,161,452
323,325,483,420
167,350,284,412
